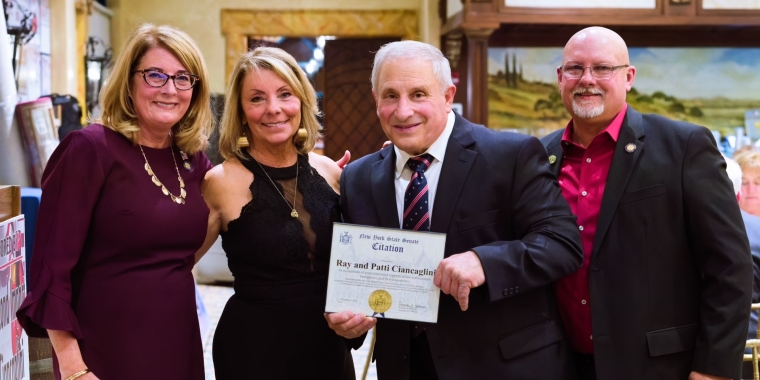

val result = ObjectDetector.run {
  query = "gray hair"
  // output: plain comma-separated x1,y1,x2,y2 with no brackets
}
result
724,154,743,196
371,40,453,93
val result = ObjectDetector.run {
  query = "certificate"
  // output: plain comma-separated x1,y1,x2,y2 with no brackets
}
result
325,223,446,323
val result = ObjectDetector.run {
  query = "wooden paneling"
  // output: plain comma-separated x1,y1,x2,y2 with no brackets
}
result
446,0,760,30
221,10,418,85
497,0,664,18
29,337,54,380
464,29,494,126
444,0,760,130
322,38,398,163
0,186,20,223
489,24,760,47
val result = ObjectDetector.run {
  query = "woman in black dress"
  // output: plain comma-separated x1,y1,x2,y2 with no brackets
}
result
199,47,359,379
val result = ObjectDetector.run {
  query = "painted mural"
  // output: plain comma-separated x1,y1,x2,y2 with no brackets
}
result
487,47,760,138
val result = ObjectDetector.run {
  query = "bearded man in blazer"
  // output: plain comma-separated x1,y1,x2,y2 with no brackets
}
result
325,41,584,379
541,26,752,380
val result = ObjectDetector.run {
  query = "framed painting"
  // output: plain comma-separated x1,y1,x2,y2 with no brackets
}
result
488,47,760,138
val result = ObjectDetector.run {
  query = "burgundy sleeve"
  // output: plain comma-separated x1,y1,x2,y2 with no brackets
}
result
16,129,106,339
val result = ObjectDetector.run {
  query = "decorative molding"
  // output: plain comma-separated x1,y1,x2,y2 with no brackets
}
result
504,0,656,8
92,2,113,18
75,0,94,15
221,9,418,83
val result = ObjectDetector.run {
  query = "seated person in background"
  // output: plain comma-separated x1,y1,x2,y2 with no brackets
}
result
736,150,760,218
724,155,760,343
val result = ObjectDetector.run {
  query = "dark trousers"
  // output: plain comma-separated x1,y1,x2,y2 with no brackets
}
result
410,332,438,380
574,352,597,380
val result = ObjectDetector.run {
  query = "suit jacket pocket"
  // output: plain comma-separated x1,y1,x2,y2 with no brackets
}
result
646,323,698,357
457,210,499,232
619,183,666,204
498,320,562,361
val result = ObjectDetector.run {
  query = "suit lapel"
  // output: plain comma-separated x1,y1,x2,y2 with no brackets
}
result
545,131,565,178
591,108,645,262
431,115,477,234
371,147,401,229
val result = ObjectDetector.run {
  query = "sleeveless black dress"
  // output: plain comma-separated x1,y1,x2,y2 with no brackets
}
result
212,152,355,379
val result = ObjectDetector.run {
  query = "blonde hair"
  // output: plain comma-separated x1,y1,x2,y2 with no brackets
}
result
218,47,321,160
95,24,212,154
735,150,760,177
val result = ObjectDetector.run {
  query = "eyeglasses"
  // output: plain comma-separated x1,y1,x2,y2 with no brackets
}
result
559,64,630,79
133,69,199,90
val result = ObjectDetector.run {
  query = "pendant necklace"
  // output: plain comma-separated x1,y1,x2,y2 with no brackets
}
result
255,156,299,218
139,141,186,204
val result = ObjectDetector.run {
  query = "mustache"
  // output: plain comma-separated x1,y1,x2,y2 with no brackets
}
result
573,88,604,96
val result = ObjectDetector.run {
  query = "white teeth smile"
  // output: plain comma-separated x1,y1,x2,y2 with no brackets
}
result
155,102,176,108
262,121,287,127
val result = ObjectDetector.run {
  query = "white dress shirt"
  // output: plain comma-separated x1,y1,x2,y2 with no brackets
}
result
394,111,456,228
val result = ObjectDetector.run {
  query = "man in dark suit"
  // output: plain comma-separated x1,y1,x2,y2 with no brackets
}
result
541,26,752,380
325,40,584,379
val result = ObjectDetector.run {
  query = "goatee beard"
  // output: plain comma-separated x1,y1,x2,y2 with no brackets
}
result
572,88,605,119
573,102,604,119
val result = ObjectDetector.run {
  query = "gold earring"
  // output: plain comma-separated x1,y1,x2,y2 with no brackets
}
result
296,125,307,141
238,123,251,148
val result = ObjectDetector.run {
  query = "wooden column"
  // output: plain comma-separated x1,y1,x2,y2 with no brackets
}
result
463,28,493,127
224,32,247,87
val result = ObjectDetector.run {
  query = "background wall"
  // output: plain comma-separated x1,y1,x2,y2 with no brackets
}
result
703,0,760,9
108,0,438,94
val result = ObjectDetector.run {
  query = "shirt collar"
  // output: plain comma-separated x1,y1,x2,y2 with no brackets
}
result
561,104,628,145
394,111,455,178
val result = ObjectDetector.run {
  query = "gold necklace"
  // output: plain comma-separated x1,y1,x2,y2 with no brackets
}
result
139,142,186,204
254,156,299,218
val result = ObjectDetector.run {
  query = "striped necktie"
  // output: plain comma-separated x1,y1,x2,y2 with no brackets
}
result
403,153,434,231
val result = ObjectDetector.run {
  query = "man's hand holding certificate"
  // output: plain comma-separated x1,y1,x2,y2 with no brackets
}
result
325,223,446,323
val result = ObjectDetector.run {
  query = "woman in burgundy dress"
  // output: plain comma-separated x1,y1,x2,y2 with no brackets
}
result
16,24,213,380
200,47,360,379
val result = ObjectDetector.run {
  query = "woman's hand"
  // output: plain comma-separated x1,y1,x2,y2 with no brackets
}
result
48,330,99,380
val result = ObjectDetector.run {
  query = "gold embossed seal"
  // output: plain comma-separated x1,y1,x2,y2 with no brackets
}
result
368,290,392,314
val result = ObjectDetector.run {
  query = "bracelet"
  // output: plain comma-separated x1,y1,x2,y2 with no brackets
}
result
64,369,90,380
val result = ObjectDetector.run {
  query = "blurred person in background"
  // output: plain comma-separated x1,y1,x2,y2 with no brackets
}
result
725,154,760,365
199,47,359,379
16,24,213,380
736,150,760,217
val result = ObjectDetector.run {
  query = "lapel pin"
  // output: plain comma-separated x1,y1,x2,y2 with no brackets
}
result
625,143,636,153
548,155,557,164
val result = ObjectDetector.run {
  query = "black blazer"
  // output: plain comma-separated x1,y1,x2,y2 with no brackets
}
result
541,106,752,379
340,114,583,379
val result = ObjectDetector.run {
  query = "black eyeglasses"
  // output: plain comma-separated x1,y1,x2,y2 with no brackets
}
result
132,69,199,90
558,64,630,79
